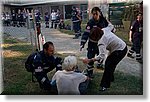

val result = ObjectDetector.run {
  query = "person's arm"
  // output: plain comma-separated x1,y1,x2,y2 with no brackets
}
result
129,21,136,42
51,72,57,86
83,38,106,64
80,21,91,51
129,29,133,42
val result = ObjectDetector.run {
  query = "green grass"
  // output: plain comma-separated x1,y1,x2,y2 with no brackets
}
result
2,34,142,95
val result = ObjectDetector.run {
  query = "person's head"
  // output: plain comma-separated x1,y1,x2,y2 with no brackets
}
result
91,7,102,21
137,13,143,21
89,27,104,42
63,55,77,71
43,41,55,56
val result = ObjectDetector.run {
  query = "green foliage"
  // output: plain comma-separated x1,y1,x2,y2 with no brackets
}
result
123,2,142,21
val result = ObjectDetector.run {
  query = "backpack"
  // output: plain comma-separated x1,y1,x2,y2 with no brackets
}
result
25,52,41,72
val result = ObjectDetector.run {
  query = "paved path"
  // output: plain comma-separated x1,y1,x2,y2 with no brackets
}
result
3,24,143,77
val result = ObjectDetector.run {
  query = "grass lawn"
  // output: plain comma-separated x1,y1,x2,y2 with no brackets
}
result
2,34,143,95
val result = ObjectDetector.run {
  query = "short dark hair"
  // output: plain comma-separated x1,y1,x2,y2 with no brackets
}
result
89,27,104,42
91,7,101,13
43,41,54,50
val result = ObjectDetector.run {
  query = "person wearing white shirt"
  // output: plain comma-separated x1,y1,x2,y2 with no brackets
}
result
83,23,127,91
51,55,88,95
50,10,56,28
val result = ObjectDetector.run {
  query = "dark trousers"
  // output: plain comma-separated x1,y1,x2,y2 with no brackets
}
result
73,21,81,37
100,46,127,88
51,20,55,28
131,33,143,54
34,72,51,90
87,42,99,76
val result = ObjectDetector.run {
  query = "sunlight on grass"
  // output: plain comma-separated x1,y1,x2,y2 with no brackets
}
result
3,50,24,58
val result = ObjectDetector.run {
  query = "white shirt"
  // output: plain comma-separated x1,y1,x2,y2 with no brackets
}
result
51,12,56,20
95,24,126,61
52,70,87,95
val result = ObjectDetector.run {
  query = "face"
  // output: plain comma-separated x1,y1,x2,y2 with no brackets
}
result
92,11,100,21
44,45,54,56
137,14,142,20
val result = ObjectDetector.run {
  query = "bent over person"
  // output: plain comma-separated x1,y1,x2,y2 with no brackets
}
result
30,42,63,90
83,23,127,91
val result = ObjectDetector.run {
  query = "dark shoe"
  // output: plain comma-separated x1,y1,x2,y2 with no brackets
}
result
127,53,134,58
99,87,107,91
73,36,79,39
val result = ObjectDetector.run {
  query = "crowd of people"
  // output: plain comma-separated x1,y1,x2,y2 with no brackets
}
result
2,9,27,27
23,6,143,95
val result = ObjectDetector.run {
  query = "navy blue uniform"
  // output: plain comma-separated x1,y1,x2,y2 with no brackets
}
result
17,13,23,27
54,14,60,29
127,19,143,61
80,17,108,77
11,12,17,27
72,8,81,38
45,13,50,28
33,51,63,90
35,12,41,28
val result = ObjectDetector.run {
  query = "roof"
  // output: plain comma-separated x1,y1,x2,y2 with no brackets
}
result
2,0,88,6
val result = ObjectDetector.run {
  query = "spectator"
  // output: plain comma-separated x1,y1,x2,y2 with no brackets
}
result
59,19,65,29
50,10,56,28
54,9,61,29
11,10,17,27
71,6,81,39
45,12,50,28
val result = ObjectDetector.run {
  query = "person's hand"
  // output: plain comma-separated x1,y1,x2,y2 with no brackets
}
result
82,58,91,64
80,45,84,51
129,37,132,42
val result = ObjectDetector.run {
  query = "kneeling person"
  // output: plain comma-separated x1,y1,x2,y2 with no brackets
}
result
31,41,63,90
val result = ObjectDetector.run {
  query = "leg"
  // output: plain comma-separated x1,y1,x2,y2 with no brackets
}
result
34,72,51,90
133,34,143,62
100,47,127,90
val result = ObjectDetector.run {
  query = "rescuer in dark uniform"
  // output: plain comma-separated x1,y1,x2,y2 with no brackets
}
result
80,7,112,78
32,41,63,90
71,6,81,39
127,13,143,63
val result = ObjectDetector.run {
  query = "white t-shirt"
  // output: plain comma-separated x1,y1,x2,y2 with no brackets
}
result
52,70,87,95
95,24,126,61
51,12,56,20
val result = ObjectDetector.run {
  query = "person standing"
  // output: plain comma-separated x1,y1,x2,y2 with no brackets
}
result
71,6,81,39
127,13,143,63
45,12,50,28
50,10,56,28
11,10,17,27
80,7,110,78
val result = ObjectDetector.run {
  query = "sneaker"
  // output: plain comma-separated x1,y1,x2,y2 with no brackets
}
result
127,53,134,58
99,87,107,91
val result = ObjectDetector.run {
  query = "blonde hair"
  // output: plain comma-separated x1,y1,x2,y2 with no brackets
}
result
63,55,77,71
